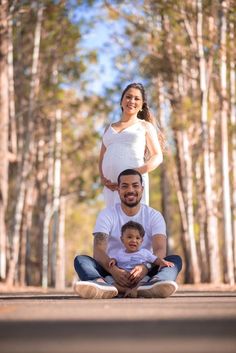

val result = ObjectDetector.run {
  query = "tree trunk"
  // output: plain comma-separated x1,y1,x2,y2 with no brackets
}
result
175,129,200,283
197,0,220,283
220,0,234,284
6,5,43,285
42,122,54,288
195,161,208,281
51,109,62,287
8,3,17,159
182,129,201,283
0,0,9,280
229,13,236,279
171,154,190,283
156,76,173,251
56,196,66,290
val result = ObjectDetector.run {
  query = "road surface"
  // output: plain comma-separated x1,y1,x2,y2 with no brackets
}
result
0,288,235,353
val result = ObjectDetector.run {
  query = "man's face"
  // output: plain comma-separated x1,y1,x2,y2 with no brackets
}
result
118,174,143,208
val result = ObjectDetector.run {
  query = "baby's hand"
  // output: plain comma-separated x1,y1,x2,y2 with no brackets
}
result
109,258,116,267
159,259,174,268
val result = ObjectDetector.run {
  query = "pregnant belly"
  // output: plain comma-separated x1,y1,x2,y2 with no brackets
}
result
102,146,143,182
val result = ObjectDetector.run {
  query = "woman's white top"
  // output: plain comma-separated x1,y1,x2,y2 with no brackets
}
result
102,121,149,206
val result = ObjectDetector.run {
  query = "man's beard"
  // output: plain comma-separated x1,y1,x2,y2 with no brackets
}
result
121,193,142,208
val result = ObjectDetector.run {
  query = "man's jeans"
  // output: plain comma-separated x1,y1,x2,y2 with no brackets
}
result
74,254,182,283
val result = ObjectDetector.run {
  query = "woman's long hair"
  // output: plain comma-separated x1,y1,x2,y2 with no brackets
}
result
120,82,166,151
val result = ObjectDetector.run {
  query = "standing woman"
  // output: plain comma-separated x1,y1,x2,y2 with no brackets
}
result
99,82,163,207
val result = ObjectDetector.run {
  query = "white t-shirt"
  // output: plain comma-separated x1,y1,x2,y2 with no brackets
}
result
114,248,157,271
93,203,166,258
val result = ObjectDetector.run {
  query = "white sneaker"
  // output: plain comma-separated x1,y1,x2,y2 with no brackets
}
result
73,280,118,299
137,280,178,298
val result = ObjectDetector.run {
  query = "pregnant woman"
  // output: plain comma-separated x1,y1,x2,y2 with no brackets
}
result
99,82,163,207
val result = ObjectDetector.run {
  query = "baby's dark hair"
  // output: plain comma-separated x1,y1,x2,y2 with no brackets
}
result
121,221,145,238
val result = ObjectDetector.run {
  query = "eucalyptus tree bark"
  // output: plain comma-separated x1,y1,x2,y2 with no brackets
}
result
171,150,190,283
197,0,220,283
156,76,173,249
220,0,234,284
42,123,54,288
0,0,9,280
19,182,37,286
6,5,44,285
195,161,208,281
229,17,236,277
175,129,200,283
51,109,62,287
56,195,66,290
8,3,17,159
182,129,200,283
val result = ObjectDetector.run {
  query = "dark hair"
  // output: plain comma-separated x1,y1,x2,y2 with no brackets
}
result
117,169,143,185
120,82,153,122
120,82,166,152
121,221,145,238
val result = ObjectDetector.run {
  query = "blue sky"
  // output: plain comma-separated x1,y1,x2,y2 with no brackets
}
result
66,1,161,123
68,2,124,95
67,2,147,96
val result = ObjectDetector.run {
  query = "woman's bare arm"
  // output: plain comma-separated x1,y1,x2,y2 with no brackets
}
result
136,121,163,174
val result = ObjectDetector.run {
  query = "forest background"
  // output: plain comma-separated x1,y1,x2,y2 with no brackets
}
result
0,0,236,289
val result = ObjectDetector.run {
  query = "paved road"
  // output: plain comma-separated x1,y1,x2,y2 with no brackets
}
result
0,290,236,353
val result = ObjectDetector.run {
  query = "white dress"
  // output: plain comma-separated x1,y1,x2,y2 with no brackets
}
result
102,121,149,206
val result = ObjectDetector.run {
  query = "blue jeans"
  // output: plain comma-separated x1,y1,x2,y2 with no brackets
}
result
74,254,182,283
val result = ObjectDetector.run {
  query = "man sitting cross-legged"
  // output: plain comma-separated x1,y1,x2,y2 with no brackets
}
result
73,169,182,299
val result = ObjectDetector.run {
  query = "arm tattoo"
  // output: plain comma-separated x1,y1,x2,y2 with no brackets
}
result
93,232,108,246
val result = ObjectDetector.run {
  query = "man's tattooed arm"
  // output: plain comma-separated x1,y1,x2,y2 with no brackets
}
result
93,232,110,269
93,232,108,247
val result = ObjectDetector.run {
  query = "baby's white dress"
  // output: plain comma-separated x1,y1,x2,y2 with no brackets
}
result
102,121,149,206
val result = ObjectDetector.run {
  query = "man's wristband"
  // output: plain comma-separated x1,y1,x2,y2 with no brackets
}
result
144,262,152,270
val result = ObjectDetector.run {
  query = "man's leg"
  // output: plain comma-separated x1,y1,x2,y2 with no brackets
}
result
73,255,118,299
137,255,182,298
74,255,108,281
150,255,182,282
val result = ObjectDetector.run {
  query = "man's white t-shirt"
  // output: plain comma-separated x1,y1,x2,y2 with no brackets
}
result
93,203,166,258
114,248,158,271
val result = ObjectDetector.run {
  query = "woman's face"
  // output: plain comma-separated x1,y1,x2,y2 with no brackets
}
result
121,88,143,116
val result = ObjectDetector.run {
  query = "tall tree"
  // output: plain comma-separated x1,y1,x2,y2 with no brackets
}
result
229,6,236,277
196,0,220,283
219,0,234,284
0,0,9,280
51,109,62,287
8,2,17,159
6,4,44,285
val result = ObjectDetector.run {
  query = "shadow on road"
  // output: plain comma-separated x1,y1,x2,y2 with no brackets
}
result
1,318,236,353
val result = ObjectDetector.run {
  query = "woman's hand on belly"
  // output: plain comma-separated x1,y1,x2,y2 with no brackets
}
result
101,176,118,191
105,180,118,191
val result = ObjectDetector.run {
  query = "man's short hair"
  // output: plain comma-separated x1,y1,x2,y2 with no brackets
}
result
121,221,145,238
117,169,143,185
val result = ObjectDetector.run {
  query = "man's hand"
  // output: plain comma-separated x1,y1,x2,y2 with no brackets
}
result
108,258,117,267
128,264,148,285
109,266,131,287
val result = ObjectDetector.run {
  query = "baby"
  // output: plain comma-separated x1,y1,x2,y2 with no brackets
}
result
109,220,174,297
